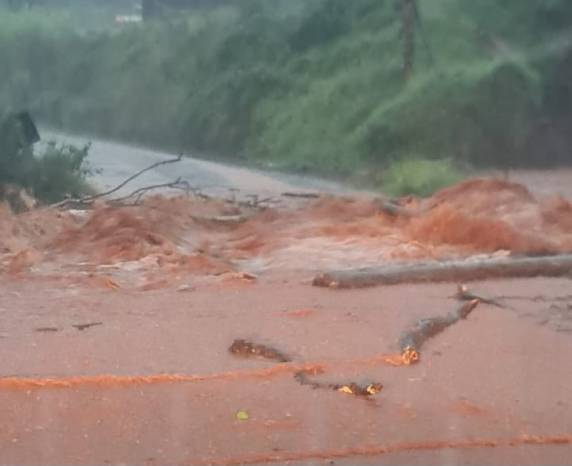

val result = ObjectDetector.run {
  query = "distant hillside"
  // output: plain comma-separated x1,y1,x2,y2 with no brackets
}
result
1,0,571,186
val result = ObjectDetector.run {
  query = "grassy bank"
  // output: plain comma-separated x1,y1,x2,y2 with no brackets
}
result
1,0,572,194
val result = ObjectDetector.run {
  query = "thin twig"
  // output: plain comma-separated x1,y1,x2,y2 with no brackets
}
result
108,178,190,205
49,154,184,209
83,154,183,201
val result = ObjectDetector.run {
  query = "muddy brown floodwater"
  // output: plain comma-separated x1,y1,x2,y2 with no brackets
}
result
1,172,572,465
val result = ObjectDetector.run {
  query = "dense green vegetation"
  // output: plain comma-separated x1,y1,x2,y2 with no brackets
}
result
1,0,572,194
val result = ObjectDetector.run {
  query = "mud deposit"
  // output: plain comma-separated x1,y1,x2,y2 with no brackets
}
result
1,177,572,465
3,178,572,284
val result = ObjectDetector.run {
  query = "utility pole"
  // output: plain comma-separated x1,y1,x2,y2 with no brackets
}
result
400,0,434,81
401,0,416,81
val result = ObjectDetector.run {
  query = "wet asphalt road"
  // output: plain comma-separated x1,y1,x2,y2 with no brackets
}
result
41,131,353,200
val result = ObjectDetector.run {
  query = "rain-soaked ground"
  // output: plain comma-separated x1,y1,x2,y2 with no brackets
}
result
1,138,572,465
1,277,571,465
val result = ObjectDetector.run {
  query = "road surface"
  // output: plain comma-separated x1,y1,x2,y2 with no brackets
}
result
42,131,354,200
42,131,572,201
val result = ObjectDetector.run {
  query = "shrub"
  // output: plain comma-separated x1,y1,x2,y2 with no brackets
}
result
382,158,463,197
24,141,95,203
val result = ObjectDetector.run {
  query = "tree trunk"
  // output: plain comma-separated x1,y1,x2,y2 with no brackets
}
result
313,254,572,289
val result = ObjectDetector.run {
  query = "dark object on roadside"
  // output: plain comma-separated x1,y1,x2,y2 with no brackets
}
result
295,370,383,398
1,111,40,211
229,338,291,363
1,111,35,154
229,338,383,398
14,112,40,146
73,322,103,331
0,111,40,152
333,381,383,397
35,327,59,333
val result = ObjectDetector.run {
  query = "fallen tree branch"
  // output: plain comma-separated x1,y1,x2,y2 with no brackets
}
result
313,254,572,289
376,194,447,218
281,192,321,199
452,284,507,308
494,294,572,303
375,198,418,217
108,178,190,205
190,214,251,225
228,339,383,398
399,299,479,363
84,154,183,201
49,154,184,209
280,192,427,217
